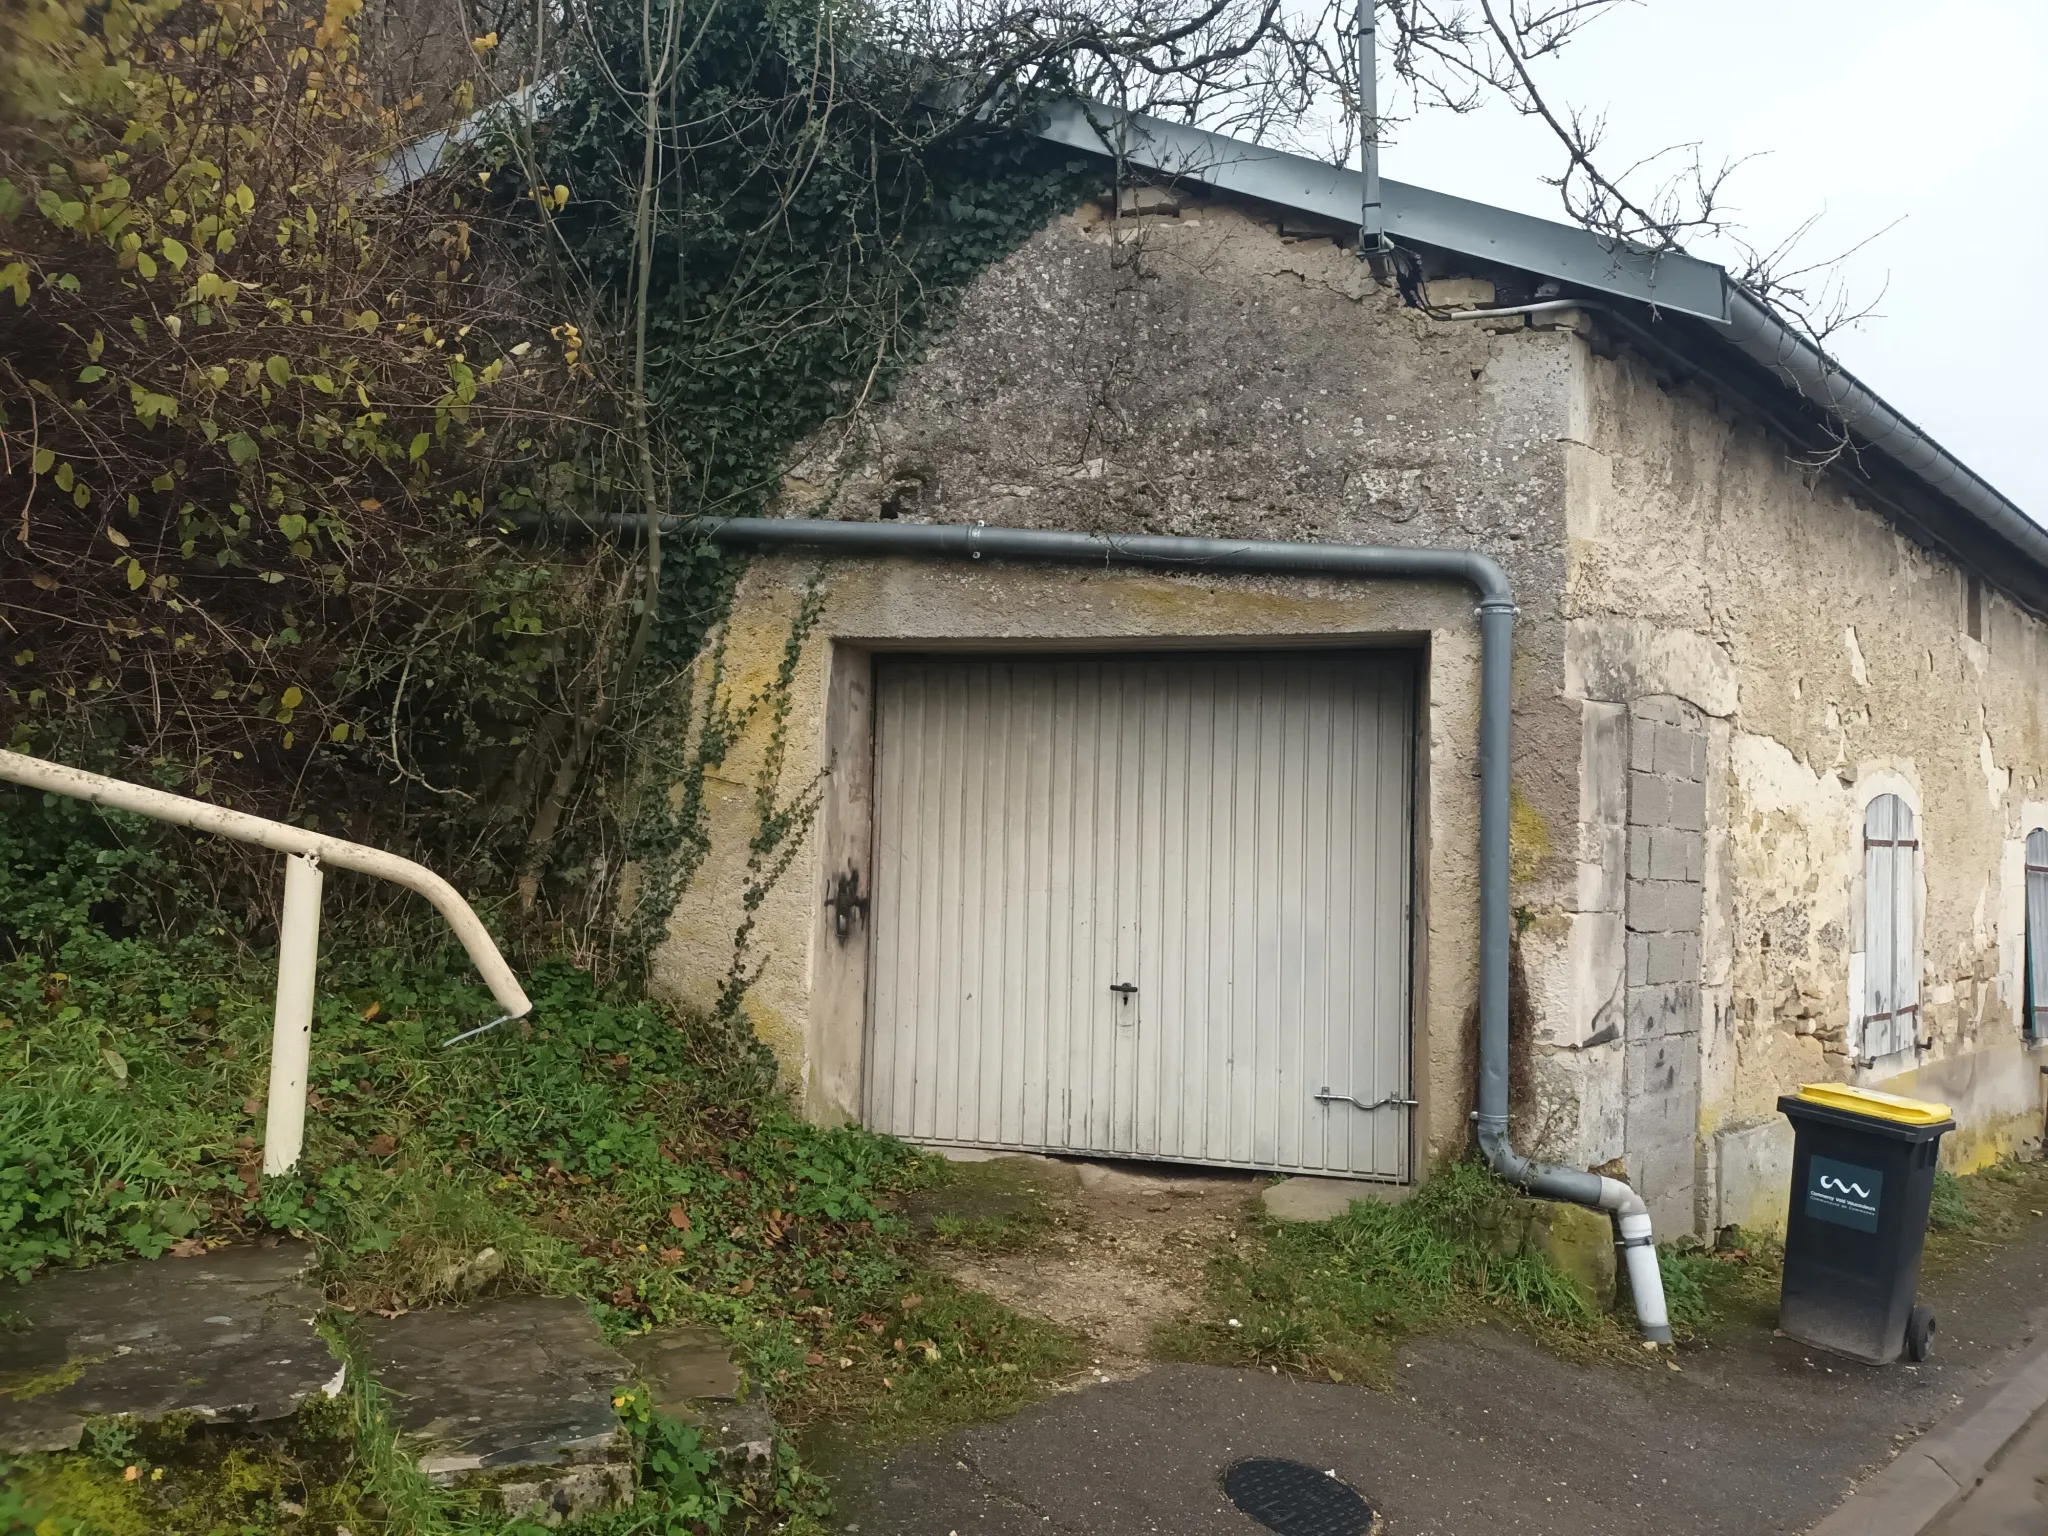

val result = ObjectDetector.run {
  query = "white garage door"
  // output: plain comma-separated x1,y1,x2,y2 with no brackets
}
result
865,651,1416,1181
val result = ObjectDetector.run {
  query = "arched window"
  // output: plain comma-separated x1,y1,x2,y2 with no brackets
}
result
1863,795,1920,1059
2027,829,2048,1043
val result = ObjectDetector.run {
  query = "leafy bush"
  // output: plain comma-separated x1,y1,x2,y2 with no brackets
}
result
0,0,649,934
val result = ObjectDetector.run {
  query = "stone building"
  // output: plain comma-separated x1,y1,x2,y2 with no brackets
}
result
650,107,2048,1239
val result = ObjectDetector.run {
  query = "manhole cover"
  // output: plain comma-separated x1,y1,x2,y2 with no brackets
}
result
1222,1458,1375,1536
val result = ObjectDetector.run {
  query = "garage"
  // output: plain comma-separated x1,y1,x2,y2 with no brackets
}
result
864,649,1417,1181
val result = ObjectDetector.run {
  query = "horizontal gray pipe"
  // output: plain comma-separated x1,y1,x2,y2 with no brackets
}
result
666,512,1673,1341
696,516,1515,601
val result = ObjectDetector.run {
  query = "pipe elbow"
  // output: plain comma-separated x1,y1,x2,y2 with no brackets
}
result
1592,1176,1649,1220
1461,552,1514,610
1477,1120,1671,1345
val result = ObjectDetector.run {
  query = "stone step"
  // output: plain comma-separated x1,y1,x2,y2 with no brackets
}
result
0,1245,773,1529
0,1241,338,1456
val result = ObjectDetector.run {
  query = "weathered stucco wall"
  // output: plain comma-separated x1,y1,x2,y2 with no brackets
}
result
646,193,1588,1173
1561,338,2048,1232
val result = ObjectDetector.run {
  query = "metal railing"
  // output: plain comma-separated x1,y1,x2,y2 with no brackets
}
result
0,750,529,1175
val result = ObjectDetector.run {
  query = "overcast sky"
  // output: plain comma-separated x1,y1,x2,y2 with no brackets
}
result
1375,0,2048,521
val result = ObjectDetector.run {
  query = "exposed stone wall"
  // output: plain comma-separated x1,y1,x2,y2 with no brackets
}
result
1559,333,2048,1233
648,193,1588,1171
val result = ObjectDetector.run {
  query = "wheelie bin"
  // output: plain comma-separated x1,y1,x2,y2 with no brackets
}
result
1776,1082,1955,1365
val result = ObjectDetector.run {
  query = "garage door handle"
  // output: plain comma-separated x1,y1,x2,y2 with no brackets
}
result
1109,982,1137,996
1315,1087,1418,1112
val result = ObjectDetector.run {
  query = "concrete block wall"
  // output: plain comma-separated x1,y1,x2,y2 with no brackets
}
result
1625,695,1709,1234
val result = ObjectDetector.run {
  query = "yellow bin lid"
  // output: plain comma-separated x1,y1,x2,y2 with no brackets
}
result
1796,1082,1952,1126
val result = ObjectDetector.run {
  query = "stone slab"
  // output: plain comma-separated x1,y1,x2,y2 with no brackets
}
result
0,1242,338,1455
357,1294,635,1524
1261,1176,1409,1223
619,1326,742,1409
620,1325,774,1488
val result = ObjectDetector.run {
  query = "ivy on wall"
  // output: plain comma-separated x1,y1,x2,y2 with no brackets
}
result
494,0,1099,665
480,0,1100,969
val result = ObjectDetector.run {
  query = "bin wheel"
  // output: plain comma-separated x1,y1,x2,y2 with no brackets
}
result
1906,1306,1937,1363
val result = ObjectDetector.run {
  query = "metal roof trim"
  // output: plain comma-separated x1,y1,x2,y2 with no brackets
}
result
1037,99,2047,587
1036,99,1731,324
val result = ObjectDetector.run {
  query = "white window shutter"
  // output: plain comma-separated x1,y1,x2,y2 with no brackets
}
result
1862,795,1917,1060
1891,800,1918,1051
2027,828,2048,1043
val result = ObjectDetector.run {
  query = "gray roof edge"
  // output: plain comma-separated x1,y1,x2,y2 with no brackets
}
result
1037,99,2046,584
1036,99,1730,322
1722,289,2048,579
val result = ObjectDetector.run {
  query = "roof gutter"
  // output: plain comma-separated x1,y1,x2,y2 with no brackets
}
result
1719,289,2048,578
685,513,1672,1343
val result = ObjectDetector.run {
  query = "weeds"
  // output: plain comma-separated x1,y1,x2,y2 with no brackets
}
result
1159,1160,1608,1381
1929,1168,1976,1232
1923,1156,2048,1277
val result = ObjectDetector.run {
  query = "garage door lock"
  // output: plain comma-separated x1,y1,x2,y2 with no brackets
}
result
1110,982,1138,999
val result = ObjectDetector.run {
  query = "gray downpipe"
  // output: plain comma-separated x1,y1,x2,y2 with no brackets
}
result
680,514,1671,1342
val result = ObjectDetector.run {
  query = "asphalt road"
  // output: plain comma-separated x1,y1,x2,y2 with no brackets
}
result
833,1216,2048,1536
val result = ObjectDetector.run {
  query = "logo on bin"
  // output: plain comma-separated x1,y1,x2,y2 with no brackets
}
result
1807,1155,1883,1232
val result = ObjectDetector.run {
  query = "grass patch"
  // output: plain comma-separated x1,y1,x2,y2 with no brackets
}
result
900,1157,1065,1254
1929,1168,1976,1232
1923,1156,2048,1275
1156,1160,1630,1381
1162,1163,1815,1378
784,1273,1083,1445
1646,1231,1784,1337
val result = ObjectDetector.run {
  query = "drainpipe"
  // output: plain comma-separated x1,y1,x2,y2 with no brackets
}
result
667,515,1672,1342
0,750,531,1174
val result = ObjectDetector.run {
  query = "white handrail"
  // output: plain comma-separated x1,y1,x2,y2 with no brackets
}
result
0,750,531,1173
0,750,529,1015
